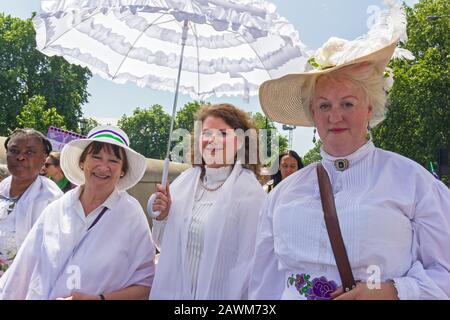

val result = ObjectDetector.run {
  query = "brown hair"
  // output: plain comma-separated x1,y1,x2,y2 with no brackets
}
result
48,151,61,167
192,103,260,177
79,141,129,175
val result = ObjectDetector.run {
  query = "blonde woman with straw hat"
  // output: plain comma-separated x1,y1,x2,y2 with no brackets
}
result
250,3,450,300
0,126,156,300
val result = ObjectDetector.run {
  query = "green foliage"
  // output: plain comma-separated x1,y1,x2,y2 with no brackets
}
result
118,105,171,159
302,140,323,166
16,95,66,135
372,0,449,183
79,117,100,135
252,112,288,156
0,13,91,134
175,100,209,133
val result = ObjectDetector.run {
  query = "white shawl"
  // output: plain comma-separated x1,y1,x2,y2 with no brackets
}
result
0,175,62,247
150,163,266,300
0,187,155,300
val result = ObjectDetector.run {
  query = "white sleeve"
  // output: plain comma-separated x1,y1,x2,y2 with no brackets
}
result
123,205,156,289
150,214,167,251
394,179,450,300
249,195,285,300
0,213,44,299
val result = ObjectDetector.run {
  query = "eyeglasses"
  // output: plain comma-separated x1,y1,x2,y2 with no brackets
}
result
201,129,235,140
44,163,55,168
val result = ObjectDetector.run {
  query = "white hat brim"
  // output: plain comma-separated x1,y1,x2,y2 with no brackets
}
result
259,41,397,127
60,137,147,191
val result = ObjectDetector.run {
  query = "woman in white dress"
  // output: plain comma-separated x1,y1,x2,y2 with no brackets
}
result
250,8,450,300
0,129,62,276
0,125,155,300
149,103,266,299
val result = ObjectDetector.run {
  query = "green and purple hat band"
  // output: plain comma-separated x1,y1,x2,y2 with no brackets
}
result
88,129,129,146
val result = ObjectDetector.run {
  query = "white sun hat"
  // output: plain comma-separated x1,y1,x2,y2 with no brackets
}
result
60,125,147,191
259,0,414,127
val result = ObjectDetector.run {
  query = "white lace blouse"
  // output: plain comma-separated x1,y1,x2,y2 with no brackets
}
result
186,166,232,296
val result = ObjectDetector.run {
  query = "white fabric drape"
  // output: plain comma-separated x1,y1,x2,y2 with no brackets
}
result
0,187,155,299
0,176,63,248
150,163,266,299
33,0,308,100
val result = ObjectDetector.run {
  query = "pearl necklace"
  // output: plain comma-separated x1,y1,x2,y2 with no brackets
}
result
194,177,226,202
199,179,225,192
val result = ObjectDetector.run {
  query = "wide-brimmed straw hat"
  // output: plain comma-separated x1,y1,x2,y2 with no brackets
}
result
60,125,147,191
259,1,414,127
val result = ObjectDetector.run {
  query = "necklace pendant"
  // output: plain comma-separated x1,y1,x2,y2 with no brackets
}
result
334,159,349,171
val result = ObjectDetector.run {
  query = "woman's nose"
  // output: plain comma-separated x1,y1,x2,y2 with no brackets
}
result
329,105,344,123
96,159,111,169
207,134,217,144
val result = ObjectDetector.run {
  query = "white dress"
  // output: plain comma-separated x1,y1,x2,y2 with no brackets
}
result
250,141,450,300
150,163,266,299
0,176,62,277
0,187,156,299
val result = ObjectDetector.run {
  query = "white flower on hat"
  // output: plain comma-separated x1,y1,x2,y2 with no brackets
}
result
383,67,394,92
313,37,348,69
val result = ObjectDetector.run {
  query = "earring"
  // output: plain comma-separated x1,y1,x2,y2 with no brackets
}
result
312,127,317,144
367,122,373,141
80,166,84,171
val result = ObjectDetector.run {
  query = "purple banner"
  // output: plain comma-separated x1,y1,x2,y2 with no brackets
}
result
47,126,86,152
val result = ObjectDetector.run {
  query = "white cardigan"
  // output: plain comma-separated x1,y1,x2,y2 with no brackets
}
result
250,141,450,300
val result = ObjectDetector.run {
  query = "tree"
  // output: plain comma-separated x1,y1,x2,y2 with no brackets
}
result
16,95,66,135
372,0,449,184
175,100,209,133
302,140,323,166
0,13,91,134
79,117,100,136
252,112,288,166
118,105,171,159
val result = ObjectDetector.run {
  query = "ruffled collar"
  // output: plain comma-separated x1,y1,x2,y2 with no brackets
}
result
204,166,233,185
320,141,375,170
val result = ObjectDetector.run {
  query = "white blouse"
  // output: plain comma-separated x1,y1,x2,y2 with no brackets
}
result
0,187,156,299
186,166,232,297
0,196,17,276
250,141,450,300
0,176,62,277
150,163,266,300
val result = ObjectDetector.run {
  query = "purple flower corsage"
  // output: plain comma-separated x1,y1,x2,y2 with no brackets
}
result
288,274,337,300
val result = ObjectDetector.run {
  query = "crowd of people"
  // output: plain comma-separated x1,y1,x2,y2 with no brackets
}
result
0,17,449,300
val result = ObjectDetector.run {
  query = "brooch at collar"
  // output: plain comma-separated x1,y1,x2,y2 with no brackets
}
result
334,159,349,171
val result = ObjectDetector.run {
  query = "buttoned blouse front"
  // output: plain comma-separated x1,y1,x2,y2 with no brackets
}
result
250,141,450,300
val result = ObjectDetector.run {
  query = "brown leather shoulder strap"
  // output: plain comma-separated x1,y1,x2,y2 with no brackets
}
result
316,163,356,292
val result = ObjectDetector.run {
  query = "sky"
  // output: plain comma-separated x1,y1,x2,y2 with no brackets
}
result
0,0,418,156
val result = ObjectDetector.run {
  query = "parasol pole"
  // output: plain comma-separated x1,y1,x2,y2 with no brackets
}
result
148,19,189,219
